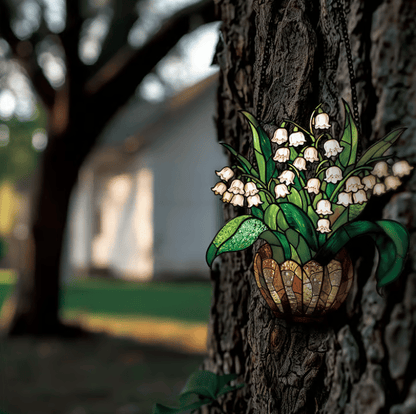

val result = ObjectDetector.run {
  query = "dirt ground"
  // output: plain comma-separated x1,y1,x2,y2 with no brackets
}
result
0,332,204,414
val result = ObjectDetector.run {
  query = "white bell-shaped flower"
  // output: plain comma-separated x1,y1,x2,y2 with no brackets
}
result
392,160,413,177
273,147,290,162
385,176,402,191
314,113,331,129
373,183,386,195
278,170,295,186
289,131,306,147
337,192,353,207
272,128,288,144
222,191,233,203
247,194,263,208
274,183,290,199
371,161,389,178
304,147,319,162
353,190,368,204
216,167,234,182
362,175,377,190
211,182,227,195
304,178,321,194
293,157,307,171
244,182,259,196
316,199,333,215
230,194,244,207
228,179,245,195
324,139,344,158
316,219,331,233
344,176,364,193
325,166,343,183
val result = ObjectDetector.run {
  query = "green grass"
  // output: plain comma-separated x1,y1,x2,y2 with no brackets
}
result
0,275,212,324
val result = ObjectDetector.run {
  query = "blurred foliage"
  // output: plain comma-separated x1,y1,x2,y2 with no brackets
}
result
0,104,47,184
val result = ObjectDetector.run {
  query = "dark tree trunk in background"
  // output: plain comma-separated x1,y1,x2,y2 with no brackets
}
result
201,0,416,412
0,0,215,335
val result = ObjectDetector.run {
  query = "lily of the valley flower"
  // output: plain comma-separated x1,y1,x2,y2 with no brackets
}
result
211,182,227,195
275,183,290,199
314,113,331,129
353,190,368,204
325,166,343,183
373,183,386,195
272,128,288,144
304,178,321,194
230,194,244,207
324,139,344,158
392,160,414,177
228,179,245,194
222,191,233,203
317,219,331,233
293,157,307,171
273,147,290,162
362,175,377,190
247,194,263,208
385,176,402,191
371,161,389,178
316,199,333,215
216,167,234,182
344,176,364,192
289,131,306,147
337,192,353,207
304,147,319,162
244,182,259,196
278,170,295,186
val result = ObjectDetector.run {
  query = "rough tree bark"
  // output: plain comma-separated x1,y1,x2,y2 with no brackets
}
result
0,0,215,335
201,0,416,413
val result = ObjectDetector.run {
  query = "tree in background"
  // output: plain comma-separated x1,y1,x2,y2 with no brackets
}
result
0,0,215,335
200,0,416,412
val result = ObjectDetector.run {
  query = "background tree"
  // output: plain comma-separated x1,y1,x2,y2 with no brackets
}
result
0,0,215,335
200,0,416,413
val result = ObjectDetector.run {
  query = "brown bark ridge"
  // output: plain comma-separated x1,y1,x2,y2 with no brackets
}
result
200,0,416,413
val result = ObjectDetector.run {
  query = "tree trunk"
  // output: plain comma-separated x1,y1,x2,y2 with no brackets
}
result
201,0,416,412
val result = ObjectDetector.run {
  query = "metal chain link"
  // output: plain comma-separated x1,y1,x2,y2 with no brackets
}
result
335,0,361,135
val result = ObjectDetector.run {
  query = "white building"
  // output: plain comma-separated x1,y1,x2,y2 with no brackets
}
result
66,74,227,282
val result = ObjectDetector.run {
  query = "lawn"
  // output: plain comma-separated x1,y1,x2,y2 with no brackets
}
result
0,272,212,325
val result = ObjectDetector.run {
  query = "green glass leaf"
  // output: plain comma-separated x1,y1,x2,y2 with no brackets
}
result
312,193,323,209
297,236,312,264
287,187,303,210
279,203,320,252
336,99,358,168
264,204,279,231
241,111,276,183
289,245,301,264
325,182,336,199
286,229,300,248
277,210,289,231
314,220,410,287
318,232,327,247
251,206,264,219
206,216,267,266
356,128,406,167
220,143,259,178
348,203,366,221
258,230,291,260
270,245,285,263
330,207,348,234
307,205,319,225
217,219,268,256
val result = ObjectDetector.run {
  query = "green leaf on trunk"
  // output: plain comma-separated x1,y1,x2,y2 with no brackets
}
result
206,216,267,266
336,99,358,168
356,128,406,167
314,220,409,287
220,142,259,178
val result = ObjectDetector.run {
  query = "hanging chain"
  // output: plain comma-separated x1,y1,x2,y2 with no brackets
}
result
335,0,361,135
